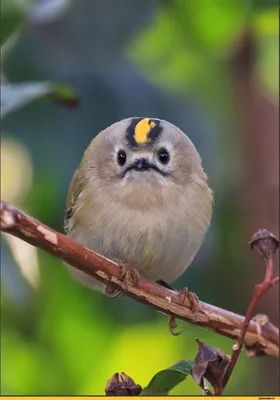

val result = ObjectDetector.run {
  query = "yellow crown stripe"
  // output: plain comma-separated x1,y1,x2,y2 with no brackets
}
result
134,118,156,144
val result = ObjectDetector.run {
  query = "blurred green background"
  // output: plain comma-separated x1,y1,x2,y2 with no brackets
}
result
1,0,279,395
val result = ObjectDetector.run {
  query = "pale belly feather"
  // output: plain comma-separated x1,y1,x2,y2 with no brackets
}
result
67,205,202,292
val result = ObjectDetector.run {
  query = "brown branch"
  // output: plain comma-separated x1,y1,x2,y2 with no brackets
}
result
1,201,279,361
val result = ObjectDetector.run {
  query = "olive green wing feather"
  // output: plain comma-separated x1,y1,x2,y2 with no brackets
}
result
64,167,84,234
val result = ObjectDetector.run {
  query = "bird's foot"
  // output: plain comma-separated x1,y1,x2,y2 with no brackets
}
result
157,280,183,335
118,264,140,297
178,287,200,321
104,263,140,299
120,264,140,289
167,288,199,335
168,315,183,336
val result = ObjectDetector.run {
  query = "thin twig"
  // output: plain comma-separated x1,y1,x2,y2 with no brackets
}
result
1,201,279,361
219,230,279,394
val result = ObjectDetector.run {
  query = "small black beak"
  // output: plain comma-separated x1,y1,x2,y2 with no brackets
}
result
134,158,150,171
121,157,168,178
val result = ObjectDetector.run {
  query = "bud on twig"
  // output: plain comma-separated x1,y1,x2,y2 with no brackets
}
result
105,372,142,396
249,229,279,260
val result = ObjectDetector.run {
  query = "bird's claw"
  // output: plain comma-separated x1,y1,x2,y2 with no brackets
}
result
168,315,183,336
167,288,199,335
120,264,140,291
105,264,140,299
178,287,200,321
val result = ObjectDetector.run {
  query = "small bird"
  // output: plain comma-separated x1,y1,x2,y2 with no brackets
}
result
64,117,213,294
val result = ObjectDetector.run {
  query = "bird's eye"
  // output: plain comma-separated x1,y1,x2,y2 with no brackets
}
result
157,148,170,164
117,150,127,166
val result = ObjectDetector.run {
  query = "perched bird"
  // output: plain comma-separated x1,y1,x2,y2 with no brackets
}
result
64,117,213,294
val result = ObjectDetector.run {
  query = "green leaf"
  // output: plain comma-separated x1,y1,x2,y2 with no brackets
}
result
1,0,31,45
141,360,194,395
1,81,79,118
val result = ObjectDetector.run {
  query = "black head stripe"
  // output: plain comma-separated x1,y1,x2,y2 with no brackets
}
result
126,117,162,146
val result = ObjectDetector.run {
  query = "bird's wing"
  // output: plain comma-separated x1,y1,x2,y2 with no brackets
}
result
64,166,84,234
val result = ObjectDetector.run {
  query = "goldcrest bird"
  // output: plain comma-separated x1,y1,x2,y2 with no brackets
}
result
64,117,213,293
